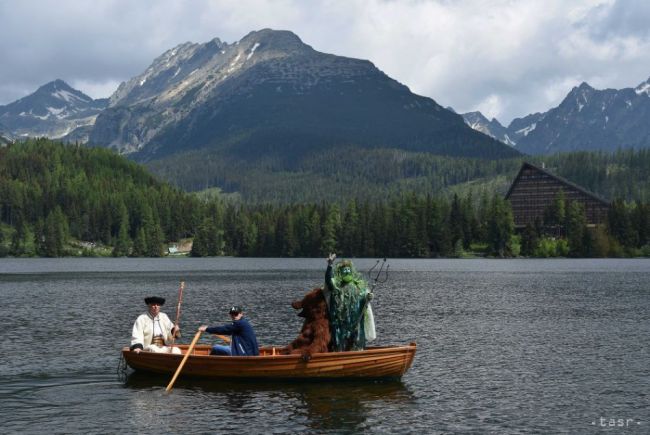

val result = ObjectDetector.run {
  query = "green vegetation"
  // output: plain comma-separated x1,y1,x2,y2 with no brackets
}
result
0,139,202,257
191,192,517,258
537,149,650,202
0,139,648,258
147,146,650,205
147,147,525,203
518,193,650,258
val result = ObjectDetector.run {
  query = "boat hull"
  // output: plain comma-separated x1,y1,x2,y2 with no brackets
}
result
122,343,416,379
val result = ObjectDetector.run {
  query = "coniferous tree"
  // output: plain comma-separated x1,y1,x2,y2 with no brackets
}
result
11,222,36,256
487,195,515,257
608,199,636,248
112,203,131,257
633,201,650,248
321,204,340,255
131,227,147,257
426,196,451,257
449,193,464,248
146,221,165,257
190,220,209,257
520,223,539,257
307,209,322,257
237,214,258,257
0,226,7,257
461,193,476,249
566,201,587,257
340,200,360,257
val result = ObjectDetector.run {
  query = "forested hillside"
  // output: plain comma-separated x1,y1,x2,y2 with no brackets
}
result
0,140,647,258
148,146,650,204
538,149,650,202
0,139,202,257
147,147,524,203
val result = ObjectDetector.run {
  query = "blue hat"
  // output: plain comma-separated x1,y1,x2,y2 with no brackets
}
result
229,306,243,314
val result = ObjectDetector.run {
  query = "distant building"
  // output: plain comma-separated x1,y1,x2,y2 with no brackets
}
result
167,240,193,255
505,162,610,228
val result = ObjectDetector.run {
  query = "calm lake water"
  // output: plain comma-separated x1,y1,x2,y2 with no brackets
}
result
1,258,648,434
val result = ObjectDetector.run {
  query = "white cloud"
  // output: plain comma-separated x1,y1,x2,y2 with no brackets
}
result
1,0,650,125
70,79,122,101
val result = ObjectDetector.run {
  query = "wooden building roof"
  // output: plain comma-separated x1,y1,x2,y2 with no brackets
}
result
505,162,610,228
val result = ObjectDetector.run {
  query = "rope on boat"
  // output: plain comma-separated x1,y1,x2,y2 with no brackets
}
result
367,258,389,292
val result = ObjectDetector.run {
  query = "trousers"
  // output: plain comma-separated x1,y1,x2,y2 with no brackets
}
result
210,344,232,356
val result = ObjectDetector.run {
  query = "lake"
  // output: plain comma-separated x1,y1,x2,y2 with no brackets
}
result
0,258,648,434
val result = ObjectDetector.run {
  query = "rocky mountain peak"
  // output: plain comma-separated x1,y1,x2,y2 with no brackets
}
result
576,81,594,91
89,29,516,161
515,77,650,155
558,81,595,111
0,79,107,139
240,28,309,51
107,29,316,110
33,79,92,105
461,111,513,145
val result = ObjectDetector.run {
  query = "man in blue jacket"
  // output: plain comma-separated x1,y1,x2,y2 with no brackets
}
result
199,306,259,356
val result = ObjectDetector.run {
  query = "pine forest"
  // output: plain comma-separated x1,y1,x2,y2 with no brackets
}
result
0,139,649,258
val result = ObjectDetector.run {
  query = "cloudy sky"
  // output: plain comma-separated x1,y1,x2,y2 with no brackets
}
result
2,0,650,124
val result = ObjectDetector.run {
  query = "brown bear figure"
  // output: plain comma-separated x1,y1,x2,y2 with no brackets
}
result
285,287,331,361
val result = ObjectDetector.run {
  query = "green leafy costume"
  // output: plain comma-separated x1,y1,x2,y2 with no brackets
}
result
324,259,375,351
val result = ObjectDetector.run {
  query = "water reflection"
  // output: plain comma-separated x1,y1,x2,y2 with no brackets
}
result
124,371,415,432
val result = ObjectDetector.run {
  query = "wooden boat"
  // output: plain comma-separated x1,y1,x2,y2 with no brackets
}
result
121,342,416,380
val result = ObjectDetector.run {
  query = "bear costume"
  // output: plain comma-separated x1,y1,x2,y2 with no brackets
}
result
285,287,331,361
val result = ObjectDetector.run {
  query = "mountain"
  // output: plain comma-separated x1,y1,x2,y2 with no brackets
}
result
0,120,12,144
89,29,518,163
0,79,108,139
461,76,650,155
514,79,650,154
461,111,514,146
506,112,546,145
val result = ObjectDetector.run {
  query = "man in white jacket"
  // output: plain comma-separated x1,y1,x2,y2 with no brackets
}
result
130,296,181,354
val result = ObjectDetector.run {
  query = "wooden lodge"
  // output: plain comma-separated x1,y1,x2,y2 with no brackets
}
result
505,162,610,228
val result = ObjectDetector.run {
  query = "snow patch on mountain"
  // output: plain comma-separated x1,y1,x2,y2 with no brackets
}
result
516,123,537,136
52,89,87,103
247,42,260,60
635,81,650,96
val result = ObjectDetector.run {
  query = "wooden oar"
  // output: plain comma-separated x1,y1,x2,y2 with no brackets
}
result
165,329,202,392
213,334,231,343
169,281,185,346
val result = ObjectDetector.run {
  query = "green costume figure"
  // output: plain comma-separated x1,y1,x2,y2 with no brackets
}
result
323,253,376,351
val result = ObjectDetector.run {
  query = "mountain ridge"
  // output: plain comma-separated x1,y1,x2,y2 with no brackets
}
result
0,79,107,139
88,28,518,162
462,76,650,155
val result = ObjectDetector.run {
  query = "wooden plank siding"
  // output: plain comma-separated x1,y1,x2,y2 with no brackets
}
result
122,343,417,379
505,162,610,228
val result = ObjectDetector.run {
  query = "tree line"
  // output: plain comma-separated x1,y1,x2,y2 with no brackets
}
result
1,139,201,257
191,192,517,258
518,190,650,258
1,139,648,258
193,190,649,258
148,145,650,205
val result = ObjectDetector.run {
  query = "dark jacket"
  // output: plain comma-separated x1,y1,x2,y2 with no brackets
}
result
205,317,259,356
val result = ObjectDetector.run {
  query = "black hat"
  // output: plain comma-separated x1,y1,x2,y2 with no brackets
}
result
144,296,166,305
229,305,243,315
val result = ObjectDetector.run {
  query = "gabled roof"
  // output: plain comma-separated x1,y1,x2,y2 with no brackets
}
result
505,161,610,206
